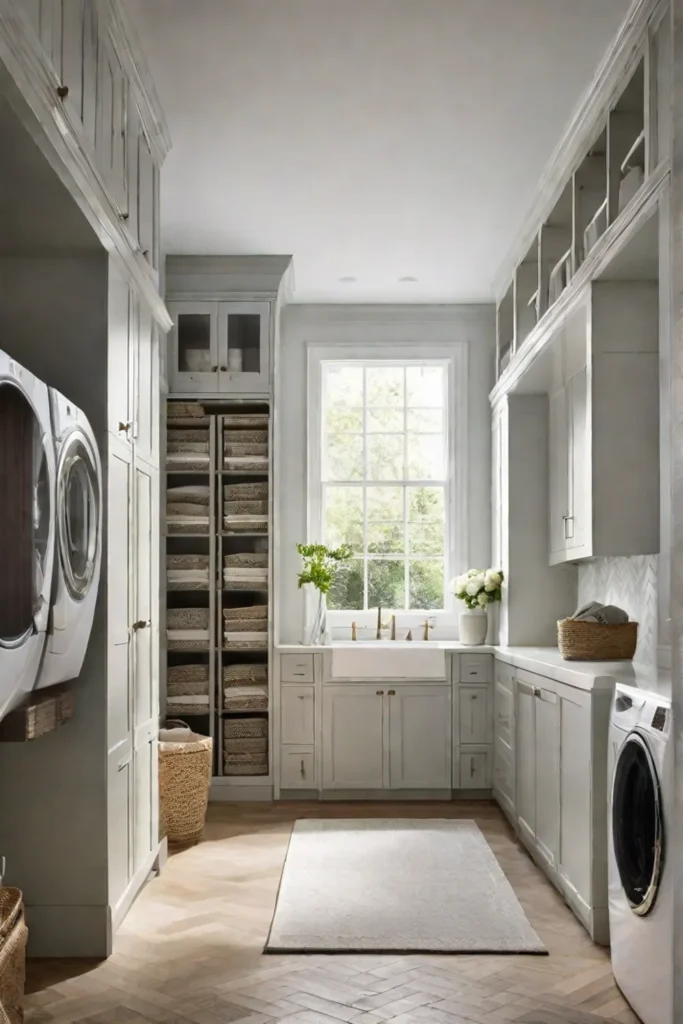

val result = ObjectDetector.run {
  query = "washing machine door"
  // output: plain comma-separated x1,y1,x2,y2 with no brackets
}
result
57,429,100,600
0,373,55,717
612,730,664,916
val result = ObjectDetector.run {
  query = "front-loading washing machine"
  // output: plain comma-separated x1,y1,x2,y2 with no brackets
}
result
608,677,673,1024
0,349,56,721
36,387,102,689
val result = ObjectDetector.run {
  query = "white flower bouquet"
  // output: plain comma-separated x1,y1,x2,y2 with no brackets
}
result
452,568,504,610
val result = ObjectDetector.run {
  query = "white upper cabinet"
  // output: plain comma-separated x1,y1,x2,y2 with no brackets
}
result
548,281,659,565
167,301,219,394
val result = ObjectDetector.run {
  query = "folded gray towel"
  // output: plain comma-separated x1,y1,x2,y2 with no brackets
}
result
572,601,629,625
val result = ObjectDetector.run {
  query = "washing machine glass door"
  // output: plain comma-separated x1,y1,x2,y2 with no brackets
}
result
58,431,99,600
612,730,664,916
0,381,52,647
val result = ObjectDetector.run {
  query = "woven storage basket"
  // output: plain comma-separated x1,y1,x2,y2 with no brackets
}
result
168,401,206,418
223,430,268,444
167,440,209,453
224,500,268,516
159,723,212,845
223,519,268,532
224,663,268,684
557,619,638,660
223,414,269,427
225,552,268,567
224,762,268,776
225,737,268,754
167,608,210,630
166,486,210,505
167,429,210,442
223,687,269,710
166,455,210,470
0,888,27,1024
224,482,268,501
224,605,267,621
166,503,209,518
224,717,268,739
224,443,268,457
167,554,210,569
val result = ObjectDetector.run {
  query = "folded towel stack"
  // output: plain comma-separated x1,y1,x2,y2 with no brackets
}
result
168,401,207,421
223,551,268,589
223,715,268,738
223,715,269,771
571,601,629,625
166,554,210,590
223,604,267,647
223,662,268,687
223,418,268,470
167,607,210,650
167,426,210,471
166,485,210,534
167,663,210,697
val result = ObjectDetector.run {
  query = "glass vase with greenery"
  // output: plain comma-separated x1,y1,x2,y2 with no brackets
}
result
297,543,353,644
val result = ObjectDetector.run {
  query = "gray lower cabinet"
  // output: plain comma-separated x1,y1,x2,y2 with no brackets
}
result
495,658,611,944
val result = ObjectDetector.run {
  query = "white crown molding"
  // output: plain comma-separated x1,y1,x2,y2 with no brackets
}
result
109,0,172,164
283,303,496,328
492,0,661,301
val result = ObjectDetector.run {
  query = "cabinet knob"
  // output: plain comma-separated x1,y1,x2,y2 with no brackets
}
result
119,420,132,433
220,366,228,372
57,84,69,99
533,687,541,698
387,689,396,696
297,695,305,700
376,690,384,696
300,759,306,778
211,365,218,372
132,619,150,631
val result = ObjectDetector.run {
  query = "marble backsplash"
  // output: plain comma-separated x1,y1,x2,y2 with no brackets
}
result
577,554,659,667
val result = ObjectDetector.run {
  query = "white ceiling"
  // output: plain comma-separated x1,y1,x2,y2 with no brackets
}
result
127,0,630,303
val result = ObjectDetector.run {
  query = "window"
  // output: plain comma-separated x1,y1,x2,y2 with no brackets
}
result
317,360,451,613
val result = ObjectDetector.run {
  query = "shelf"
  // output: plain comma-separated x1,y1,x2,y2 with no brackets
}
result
166,469,211,476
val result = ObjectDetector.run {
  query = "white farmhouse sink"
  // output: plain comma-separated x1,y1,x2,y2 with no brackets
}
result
329,643,447,680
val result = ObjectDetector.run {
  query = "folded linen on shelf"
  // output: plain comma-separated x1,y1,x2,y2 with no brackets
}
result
167,485,210,505
223,663,268,685
168,554,210,569
223,716,268,738
224,632,268,643
223,569,268,579
167,608,210,629
223,685,269,710
167,663,209,697
223,456,268,465
167,695,210,706
223,605,267,620
224,482,268,500
224,552,268,567
166,503,209,517
167,452,210,465
224,515,268,524
167,441,209,453
167,570,210,585
167,629,210,641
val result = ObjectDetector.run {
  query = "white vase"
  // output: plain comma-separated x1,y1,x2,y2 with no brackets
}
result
459,608,488,646
303,586,330,646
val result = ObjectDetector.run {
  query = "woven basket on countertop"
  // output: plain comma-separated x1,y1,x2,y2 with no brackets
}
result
557,619,638,661
0,888,27,1024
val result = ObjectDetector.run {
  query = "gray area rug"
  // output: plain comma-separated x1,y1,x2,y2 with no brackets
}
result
266,819,547,954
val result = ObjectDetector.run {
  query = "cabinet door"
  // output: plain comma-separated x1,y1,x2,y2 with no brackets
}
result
137,129,157,267
566,367,588,553
459,749,491,789
535,686,560,874
24,0,62,79
133,304,158,468
96,35,128,215
494,679,513,747
558,689,592,912
281,686,314,745
218,302,270,394
108,740,133,908
168,302,219,394
459,685,492,744
491,407,503,569
515,678,536,843
107,274,134,445
107,443,133,748
132,459,159,872
549,385,569,562
388,686,451,789
281,748,315,789
60,0,98,140
322,686,385,789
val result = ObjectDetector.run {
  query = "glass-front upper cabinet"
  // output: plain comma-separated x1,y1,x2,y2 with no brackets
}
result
168,301,270,395
218,301,270,394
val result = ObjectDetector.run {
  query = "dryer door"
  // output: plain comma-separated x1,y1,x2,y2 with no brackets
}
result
0,377,55,717
57,430,100,600
612,730,664,916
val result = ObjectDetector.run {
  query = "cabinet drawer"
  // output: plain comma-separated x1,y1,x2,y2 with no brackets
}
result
494,681,513,745
460,654,492,683
281,654,314,683
281,686,314,744
458,686,492,744
281,747,315,788
459,749,491,789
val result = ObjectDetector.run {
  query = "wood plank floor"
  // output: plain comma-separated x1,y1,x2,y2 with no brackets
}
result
25,802,640,1024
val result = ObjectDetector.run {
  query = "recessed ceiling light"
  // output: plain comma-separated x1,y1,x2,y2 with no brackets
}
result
398,276,418,283
338,276,357,283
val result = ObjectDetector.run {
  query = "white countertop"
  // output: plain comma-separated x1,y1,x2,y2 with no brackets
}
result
275,642,496,654
276,641,663,693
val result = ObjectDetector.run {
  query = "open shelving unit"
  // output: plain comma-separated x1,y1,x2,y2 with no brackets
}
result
494,23,664,384
164,398,271,785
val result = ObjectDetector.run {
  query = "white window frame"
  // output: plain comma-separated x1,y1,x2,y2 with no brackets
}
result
307,341,468,630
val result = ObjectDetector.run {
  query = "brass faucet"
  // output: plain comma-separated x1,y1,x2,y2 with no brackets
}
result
376,606,382,640
391,615,396,640
423,618,431,641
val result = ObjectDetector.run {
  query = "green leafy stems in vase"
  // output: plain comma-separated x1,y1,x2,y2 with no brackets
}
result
451,568,504,609
297,543,353,645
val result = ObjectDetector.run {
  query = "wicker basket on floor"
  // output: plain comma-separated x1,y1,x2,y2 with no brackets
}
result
0,888,27,1024
159,723,213,845
557,619,638,661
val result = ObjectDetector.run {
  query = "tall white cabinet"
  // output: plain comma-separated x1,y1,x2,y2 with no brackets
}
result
0,0,170,957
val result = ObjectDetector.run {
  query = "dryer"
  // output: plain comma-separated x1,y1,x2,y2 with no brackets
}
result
0,349,56,721
608,678,673,1024
36,387,102,689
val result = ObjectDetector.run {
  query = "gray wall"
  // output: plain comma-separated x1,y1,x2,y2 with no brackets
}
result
275,303,496,643
0,255,112,955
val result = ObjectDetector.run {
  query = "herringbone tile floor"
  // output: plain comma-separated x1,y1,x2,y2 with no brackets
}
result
25,802,640,1024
